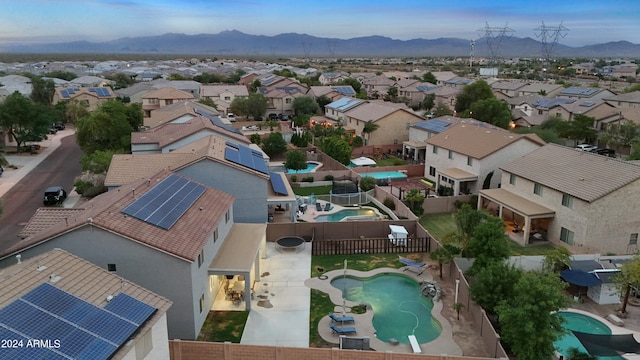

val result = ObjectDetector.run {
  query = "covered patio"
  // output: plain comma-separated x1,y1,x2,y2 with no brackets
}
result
267,171,298,223
437,168,478,195
478,188,555,246
209,223,267,310
402,140,426,162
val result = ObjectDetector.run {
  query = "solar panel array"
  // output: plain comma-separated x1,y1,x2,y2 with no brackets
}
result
415,119,452,133
329,97,363,111
224,142,269,174
194,109,243,135
416,85,440,92
561,87,599,97
579,100,596,107
89,87,112,97
332,86,356,96
60,88,81,99
533,98,575,108
0,283,156,360
122,173,207,230
269,172,288,196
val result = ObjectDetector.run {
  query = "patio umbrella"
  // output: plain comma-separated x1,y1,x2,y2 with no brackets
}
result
560,269,602,298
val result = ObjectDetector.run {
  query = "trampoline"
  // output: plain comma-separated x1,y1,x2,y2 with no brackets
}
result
275,236,305,253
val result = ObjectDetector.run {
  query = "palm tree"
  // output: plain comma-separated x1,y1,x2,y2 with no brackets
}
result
362,121,379,145
453,302,465,320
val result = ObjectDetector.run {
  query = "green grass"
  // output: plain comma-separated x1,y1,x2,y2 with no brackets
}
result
292,185,333,196
419,212,457,242
198,311,249,342
508,241,557,256
374,156,406,167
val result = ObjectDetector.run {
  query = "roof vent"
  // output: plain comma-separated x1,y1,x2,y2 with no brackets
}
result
36,265,47,271
16,254,21,264
106,295,114,302
49,274,61,283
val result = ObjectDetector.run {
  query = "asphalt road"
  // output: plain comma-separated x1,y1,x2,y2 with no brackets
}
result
0,135,82,252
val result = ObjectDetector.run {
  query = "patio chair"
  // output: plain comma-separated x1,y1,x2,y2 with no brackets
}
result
399,256,427,275
316,202,323,212
330,323,356,335
324,203,331,211
329,312,355,324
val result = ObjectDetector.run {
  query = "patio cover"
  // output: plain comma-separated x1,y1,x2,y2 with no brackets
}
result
438,168,478,181
573,331,640,357
560,269,602,287
402,140,427,149
350,157,377,166
209,223,266,273
480,188,556,217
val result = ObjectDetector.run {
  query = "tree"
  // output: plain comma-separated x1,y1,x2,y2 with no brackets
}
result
359,176,376,191
321,137,351,165
454,80,494,113
198,97,218,109
543,246,571,273
29,76,56,106
467,217,511,274
469,261,523,314
245,93,268,120
0,92,54,150
284,150,307,171
422,93,436,112
467,98,512,129
229,97,249,118
260,132,287,157
443,204,488,254
384,86,398,101
562,114,598,145
566,348,597,360
599,120,640,151
75,100,138,154
315,95,332,111
362,121,379,144
496,272,568,360
105,73,136,89
80,149,118,174
292,96,318,115
613,255,640,315
514,127,562,144
429,244,460,279
404,188,425,216
422,72,437,84
432,101,454,117
453,302,465,320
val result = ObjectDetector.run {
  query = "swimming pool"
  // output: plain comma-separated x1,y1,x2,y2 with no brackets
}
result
314,208,378,222
331,273,442,344
554,311,623,360
360,171,407,184
286,161,321,174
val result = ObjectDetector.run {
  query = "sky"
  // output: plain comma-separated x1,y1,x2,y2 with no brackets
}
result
1,0,638,47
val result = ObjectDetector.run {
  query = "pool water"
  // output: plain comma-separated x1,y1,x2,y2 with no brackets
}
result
286,162,320,174
554,311,623,360
360,171,408,180
330,273,442,344
314,208,377,222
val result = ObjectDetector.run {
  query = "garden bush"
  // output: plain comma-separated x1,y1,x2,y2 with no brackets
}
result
383,197,396,210
302,176,314,182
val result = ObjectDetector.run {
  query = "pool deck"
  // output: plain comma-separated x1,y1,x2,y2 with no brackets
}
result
305,267,463,355
297,202,384,223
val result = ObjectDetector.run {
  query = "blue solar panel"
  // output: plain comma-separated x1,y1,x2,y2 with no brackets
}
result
80,308,137,344
269,172,288,196
60,89,69,98
224,142,268,174
104,293,157,326
122,174,206,230
194,109,244,135
332,86,356,96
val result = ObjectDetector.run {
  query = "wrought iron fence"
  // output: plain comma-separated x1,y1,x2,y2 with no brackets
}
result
312,236,431,256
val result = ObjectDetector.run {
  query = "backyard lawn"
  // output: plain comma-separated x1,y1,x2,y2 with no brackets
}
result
292,185,332,196
198,310,249,342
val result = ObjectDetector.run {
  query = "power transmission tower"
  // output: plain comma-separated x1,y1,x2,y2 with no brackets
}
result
327,39,337,58
469,39,475,74
477,22,515,65
534,21,569,63
301,41,312,59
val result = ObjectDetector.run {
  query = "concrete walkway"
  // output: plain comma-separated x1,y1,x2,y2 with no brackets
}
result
241,242,311,347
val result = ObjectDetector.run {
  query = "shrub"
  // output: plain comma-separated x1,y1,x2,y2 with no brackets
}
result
383,197,396,210
291,175,297,182
324,175,334,181
302,176,314,182
359,176,376,191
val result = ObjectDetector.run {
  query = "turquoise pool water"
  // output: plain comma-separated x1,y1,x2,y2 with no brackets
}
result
314,208,377,222
554,311,622,360
286,162,320,174
360,171,408,180
330,273,442,344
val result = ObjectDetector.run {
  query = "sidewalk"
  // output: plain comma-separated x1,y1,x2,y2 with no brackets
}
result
1,130,82,208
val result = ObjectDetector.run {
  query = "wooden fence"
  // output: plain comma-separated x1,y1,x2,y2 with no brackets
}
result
312,236,431,256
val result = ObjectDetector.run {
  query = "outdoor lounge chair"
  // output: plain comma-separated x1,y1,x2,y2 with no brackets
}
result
330,323,356,335
399,256,427,275
329,312,355,324
316,202,323,211
324,203,331,211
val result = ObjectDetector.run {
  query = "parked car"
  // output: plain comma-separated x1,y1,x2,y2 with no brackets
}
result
227,113,236,122
43,186,67,206
53,122,66,130
575,144,597,152
590,147,615,156
48,126,58,134
268,113,278,120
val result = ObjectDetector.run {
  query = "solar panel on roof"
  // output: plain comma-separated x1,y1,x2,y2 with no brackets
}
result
224,142,268,174
417,85,439,92
60,89,70,98
121,173,207,230
269,172,288,196
194,109,244,136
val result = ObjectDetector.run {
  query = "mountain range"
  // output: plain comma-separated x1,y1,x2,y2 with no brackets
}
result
2,30,639,58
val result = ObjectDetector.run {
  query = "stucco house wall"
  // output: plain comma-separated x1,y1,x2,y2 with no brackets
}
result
345,111,421,146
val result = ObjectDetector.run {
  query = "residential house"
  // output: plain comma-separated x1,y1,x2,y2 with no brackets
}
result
143,100,221,129
361,75,395,98
151,79,202,99
131,114,250,154
604,91,640,109
318,72,349,85
516,82,564,97
68,75,113,88
114,82,156,104
397,81,438,108
424,86,460,111
52,86,116,111
424,121,545,195
570,63,594,76
0,170,267,340
0,74,33,96
0,249,171,359
342,101,423,146
141,87,195,117
403,116,467,162
491,80,530,99
200,84,249,114
479,143,640,254
442,77,474,89
555,86,616,102
257,77,310,117
324,97,366,122
308,85,356,101
430,71,458,86
106,135,295,223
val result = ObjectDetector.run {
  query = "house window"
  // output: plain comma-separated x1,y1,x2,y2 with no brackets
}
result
467,157,473,166
165,99,173,105
429,166,436,176
285,98,292,104
107,264,116,272
561,194,574,208
224,96,231,101
197,250,204,267
630,233,638,245
393,139,398,144
199,294,205,313
432,146,438,154
448,150,453,159
214,229,218,243
406,123,410,130
533,183,543,196
560,227,574,245
225,210,230,223
509,174,516,185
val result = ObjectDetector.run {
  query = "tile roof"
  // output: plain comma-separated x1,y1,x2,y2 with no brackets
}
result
426,121,546,159
2,170,234,262
143,86,194,100
501,143,640,202
0,249,171,357
492,81,530,91
200,84,249,97
107,135,269,186
344,101,408,122
603,91,640,103
132,115,249,147
18,208,85,239
145,100,221,128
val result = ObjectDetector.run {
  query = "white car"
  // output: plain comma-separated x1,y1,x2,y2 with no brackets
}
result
227,113,236,122
576,144,597,152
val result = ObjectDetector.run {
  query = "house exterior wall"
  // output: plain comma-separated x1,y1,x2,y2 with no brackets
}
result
131,143,161,154
0,224,223,340
178,161,267,223
121,313,170,360
499,171,640,255
347,111,421,146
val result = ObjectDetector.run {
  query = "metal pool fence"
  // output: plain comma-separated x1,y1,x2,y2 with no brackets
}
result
312,236,431,256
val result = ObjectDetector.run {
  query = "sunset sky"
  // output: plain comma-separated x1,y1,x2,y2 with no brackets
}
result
1,0,638,46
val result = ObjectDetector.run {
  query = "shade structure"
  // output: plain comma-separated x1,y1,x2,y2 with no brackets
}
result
560,269,602,287
350,157,377,166
573,331,640,357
